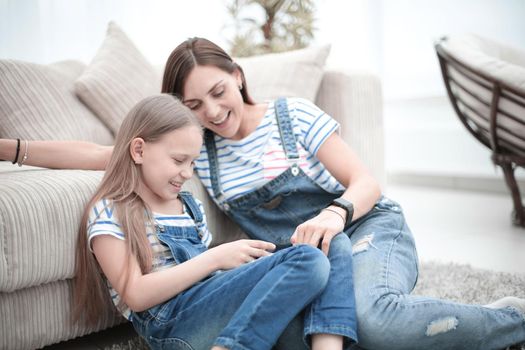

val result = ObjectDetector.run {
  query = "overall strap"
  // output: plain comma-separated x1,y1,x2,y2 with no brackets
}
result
178,191,203,224
274,98,300,175
204,129,226,203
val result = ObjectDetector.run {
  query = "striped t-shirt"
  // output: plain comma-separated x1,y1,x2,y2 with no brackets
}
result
87,198,212,320
195,97,345,202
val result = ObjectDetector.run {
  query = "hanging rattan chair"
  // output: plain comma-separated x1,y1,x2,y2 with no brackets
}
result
435,34,525,226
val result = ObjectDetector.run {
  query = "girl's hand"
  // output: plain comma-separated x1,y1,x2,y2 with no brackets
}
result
207,239,276,270
290,208,345,255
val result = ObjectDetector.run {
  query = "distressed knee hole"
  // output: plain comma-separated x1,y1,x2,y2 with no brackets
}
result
425,317,458,336
352,233,376,255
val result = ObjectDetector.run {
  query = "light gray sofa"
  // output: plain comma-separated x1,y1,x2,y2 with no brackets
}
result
0,23,384,350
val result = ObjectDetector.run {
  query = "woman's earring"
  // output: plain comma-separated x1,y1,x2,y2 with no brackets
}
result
239,83,243,91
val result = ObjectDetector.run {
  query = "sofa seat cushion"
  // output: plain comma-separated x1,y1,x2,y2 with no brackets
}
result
0,278,122,350
0,60,114,144
0,163,104,291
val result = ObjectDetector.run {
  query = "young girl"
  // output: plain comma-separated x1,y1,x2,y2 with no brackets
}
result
2,38,525,349
70,93,359,350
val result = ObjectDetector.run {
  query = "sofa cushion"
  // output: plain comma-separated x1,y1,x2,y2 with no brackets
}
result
0,279,123,350
74,22,161,135
0,163,104,292
0,60,114,143
235,44,331,102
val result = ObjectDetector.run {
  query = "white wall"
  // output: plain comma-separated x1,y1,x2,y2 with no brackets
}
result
2,0,524,100
381,0,525,100
316,0,525,100
0,0,230,66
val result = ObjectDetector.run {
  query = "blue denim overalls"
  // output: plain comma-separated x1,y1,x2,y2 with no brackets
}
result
129,192,337,350
204,98,358,347
205,98,346,247
131,192,208,331
154,191,208,265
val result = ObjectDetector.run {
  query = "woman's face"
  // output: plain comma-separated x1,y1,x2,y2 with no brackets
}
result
182,65,245,140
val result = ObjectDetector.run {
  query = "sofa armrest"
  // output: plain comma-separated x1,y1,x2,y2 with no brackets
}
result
0,160,245,293
0,163,103,292
315,70,386,189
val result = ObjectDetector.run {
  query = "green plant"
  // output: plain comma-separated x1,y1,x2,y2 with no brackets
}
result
226,0,316,57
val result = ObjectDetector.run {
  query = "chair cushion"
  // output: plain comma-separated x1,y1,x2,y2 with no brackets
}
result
441,34,525,154
0,59,114,144
443,34,525,93
235,44,331,102
74,21,161,135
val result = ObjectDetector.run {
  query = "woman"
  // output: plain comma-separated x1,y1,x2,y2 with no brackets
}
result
1,37,525,350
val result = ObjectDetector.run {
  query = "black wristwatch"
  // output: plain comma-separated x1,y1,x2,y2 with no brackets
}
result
331,197,354,230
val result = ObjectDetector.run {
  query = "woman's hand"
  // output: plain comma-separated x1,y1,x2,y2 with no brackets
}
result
206,239,276,270
290,207,345,255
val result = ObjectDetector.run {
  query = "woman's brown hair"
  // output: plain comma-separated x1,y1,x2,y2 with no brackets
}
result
72,94,201,327
162,37,255,105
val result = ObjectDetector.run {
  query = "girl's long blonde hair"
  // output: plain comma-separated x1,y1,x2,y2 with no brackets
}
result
73,94,201,326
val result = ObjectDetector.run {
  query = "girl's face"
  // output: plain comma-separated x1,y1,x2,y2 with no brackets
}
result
182,65,245,140
135,125,202,206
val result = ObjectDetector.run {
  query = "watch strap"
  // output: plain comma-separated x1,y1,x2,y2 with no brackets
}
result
331,198,354,230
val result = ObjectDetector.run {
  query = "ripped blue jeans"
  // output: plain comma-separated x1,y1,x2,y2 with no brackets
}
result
278,197,525,350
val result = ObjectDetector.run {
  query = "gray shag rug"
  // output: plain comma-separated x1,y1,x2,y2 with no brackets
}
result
104,261,525,350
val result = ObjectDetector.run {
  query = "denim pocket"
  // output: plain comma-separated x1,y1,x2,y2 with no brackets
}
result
158,235,207,264
175,239,206,264
247,193,309,246
147,300,169,322
146,293,184,324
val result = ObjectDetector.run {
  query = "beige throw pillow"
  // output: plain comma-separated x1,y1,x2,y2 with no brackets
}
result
235,45,331,102
74,22,160,135
0,59,114,144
